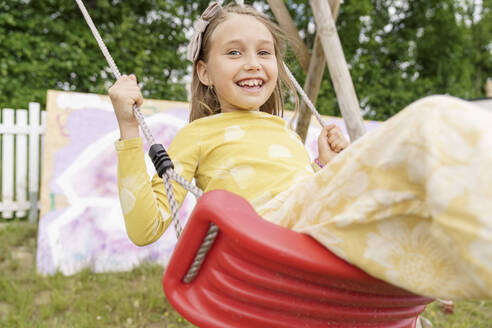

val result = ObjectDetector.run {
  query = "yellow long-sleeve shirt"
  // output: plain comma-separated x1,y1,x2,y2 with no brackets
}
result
115,110,314,246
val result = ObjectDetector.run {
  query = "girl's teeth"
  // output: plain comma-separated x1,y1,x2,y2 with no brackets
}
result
239,79,262,87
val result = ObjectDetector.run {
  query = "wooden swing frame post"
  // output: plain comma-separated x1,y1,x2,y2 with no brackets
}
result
296,0,340,142
267,0,335,141
268,0,365,142
266,0,311,72
293,36,326,142
310,0,366,141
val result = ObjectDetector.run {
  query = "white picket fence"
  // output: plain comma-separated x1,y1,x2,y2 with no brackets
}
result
0,103,45,222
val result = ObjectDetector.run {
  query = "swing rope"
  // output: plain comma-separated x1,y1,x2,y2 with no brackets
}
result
74,0,326,282
283,62,326,128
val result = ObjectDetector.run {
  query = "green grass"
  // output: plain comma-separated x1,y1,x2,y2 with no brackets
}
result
1,222,491,327
420,300,492,327
0,222,194,328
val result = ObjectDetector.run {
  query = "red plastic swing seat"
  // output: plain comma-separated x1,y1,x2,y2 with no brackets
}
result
163,190,433,328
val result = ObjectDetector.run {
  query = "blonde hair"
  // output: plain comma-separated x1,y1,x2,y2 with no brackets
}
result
189,3,299,122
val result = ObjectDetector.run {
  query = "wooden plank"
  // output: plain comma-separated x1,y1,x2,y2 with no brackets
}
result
28,102,40,223
15,109,28,218
41,110,46,162
266,0,311,72
310,0,366,141
1,108,15,219
486,79,492,97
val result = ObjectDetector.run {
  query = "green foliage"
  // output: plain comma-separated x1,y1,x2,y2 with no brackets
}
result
0,0,193,110
282,0,492,119
1,0,491,120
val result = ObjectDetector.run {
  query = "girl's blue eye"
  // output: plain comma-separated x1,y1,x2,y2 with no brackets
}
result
228,50,241,56
259,50,272,56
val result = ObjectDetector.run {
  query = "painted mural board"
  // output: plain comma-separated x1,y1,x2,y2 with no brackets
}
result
37,90,379,275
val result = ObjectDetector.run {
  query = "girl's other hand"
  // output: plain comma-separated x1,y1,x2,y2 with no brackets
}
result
108,74,143,139
317,124,349,165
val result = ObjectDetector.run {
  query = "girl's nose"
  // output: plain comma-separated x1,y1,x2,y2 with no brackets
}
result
244,55,261,71
245,63,261,71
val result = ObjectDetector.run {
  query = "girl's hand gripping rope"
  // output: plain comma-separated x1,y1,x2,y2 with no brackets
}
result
108,74,143,140
317,124,350,166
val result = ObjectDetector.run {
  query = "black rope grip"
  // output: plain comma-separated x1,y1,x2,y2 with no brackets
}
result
149,144,174,177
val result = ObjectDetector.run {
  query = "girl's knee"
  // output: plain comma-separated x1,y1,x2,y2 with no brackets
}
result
409,95,468,113
403,95,470,122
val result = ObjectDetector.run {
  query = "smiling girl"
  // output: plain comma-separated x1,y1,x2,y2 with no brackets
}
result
109,2,492,299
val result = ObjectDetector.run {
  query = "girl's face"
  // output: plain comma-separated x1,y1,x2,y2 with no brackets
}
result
197,14,278,113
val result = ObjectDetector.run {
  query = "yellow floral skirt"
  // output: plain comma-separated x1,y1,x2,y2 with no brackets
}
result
256,95,492,300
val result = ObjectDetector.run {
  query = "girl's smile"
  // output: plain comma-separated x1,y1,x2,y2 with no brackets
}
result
196,14,278,113
236,78,265,93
